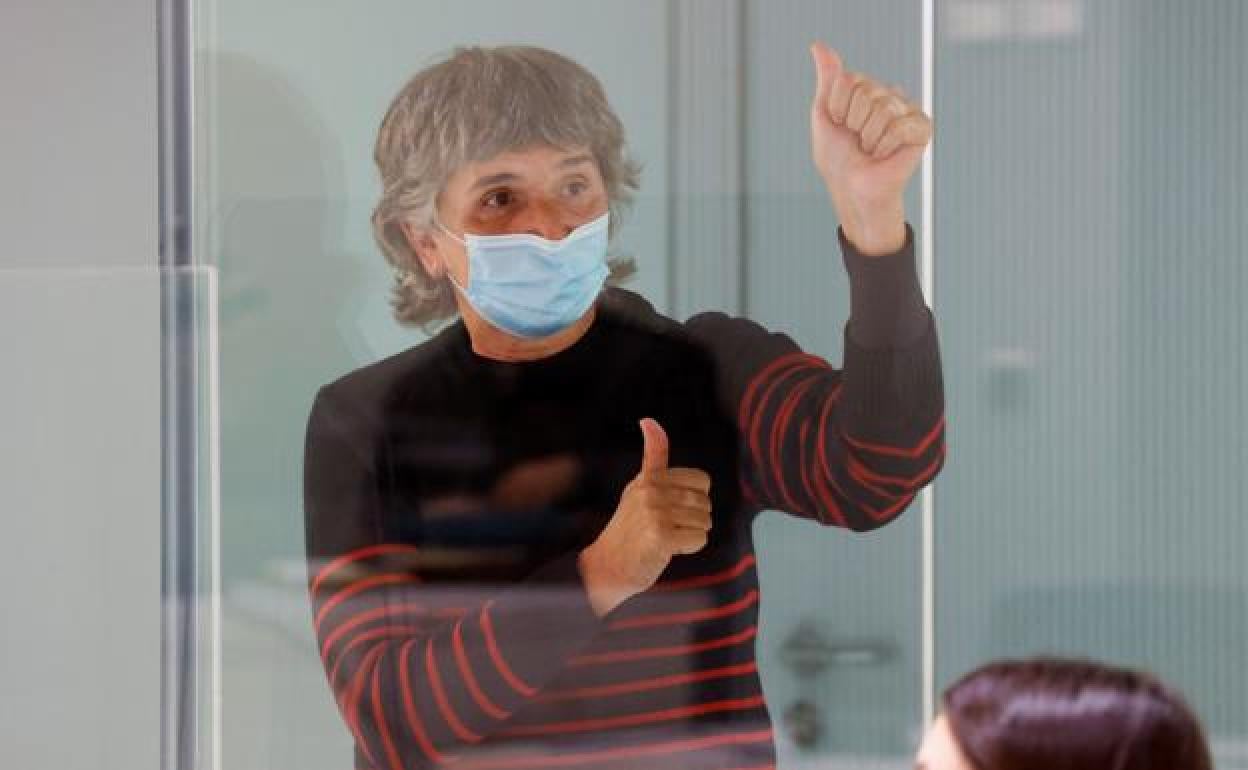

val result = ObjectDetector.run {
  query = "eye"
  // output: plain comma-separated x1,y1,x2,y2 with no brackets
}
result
481,189,515,209
562,179,589,198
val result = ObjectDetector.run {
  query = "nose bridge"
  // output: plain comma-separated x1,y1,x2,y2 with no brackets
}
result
518,194,573,240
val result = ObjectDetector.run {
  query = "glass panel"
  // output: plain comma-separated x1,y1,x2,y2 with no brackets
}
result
0,267,217,770
195,3,936,770
194,6,683,770
192,0,1248,768
934,1,1247,767
745,1,925,766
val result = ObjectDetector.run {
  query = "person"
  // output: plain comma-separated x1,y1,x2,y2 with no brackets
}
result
303,43,944,770
916,658,1214,770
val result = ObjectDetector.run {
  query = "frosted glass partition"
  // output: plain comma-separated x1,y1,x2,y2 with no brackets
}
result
195,2,935,768
0,267,219,770
188,1,1246,769
743,0,926,762
933,1,1248,768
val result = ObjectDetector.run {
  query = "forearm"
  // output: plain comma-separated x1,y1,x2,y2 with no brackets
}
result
839,212,929,350
311,549,605,766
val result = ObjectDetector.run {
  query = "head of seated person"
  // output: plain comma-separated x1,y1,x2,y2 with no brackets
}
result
917,657,1213,770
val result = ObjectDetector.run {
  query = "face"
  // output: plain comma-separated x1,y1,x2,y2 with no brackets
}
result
405,144,609,287
915,716,977,770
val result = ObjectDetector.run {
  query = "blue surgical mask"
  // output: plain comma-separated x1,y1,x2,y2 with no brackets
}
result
437,212,610,339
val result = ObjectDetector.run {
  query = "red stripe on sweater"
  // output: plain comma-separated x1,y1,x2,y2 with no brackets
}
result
738,352,824,430
823,456,916,524
452,618,510,721
319,602,427,662
769,375,818,513
342,643,385,768
329,625,420,687
570,625,758,667
810,445,848,527
426,636,481,743
847,455,911,494
398,638,448,765
480,602,538,697
811,393,849,526
371,656,406,770
842,414,946,458
310,543,421,595
748,364,820,487
460,727,775,770
798,419,818,518
315,573,420,633
829,435,936,523
847,443,946,493
869,490,918,523
741,475,762,508
608,589,758,631
538,661,758,702
748,363,798,463
816,395,914,524
846,459,905,502
652,553,756,593
499,694,767,737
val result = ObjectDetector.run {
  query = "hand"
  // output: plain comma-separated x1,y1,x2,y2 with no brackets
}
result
809,41,932,254
578,419,713,617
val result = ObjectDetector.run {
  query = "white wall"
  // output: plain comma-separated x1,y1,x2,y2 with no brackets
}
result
1,0,157,268
0,2,161,769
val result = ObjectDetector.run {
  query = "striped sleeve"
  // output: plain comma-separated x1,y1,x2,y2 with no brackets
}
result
684,223,945,531
303,388,604,770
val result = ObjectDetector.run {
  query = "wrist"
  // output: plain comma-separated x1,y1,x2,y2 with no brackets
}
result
578,544,631,617
829,192,907,257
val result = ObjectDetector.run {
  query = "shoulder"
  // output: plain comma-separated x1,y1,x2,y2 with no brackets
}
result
600,288,805,369
684,309,767,341
683,309,803,362
599,287,772,345
598,288,721,369
597,287,683,337
311,322,465,429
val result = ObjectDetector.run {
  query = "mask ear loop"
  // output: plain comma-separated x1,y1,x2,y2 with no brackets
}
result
430,216,470,292
433,216,466,245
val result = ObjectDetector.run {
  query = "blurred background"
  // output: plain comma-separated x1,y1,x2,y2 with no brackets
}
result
2,0,1245,768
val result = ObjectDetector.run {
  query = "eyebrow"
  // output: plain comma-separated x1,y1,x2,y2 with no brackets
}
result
557,153,595,169
469,172,520,192
467,154,595,192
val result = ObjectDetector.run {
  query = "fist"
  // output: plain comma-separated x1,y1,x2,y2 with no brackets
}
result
809,41,932,217
578,418,712,616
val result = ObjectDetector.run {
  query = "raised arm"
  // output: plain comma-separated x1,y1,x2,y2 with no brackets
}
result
687,222,944,531
683,42,946,529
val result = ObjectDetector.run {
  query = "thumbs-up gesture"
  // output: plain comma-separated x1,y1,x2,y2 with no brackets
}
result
809,41,932,255
578,419,713,617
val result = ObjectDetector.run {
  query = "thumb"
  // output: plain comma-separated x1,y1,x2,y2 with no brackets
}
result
810,41,843,115
638,418,669,475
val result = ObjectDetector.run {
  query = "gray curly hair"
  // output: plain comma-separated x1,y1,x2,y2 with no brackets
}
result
371,45,642,329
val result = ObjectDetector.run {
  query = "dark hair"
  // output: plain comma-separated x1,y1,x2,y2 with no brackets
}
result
942,658,1213,770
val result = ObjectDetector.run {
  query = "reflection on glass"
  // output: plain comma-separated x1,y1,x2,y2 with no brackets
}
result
191,2,1247,770
301,44,942,769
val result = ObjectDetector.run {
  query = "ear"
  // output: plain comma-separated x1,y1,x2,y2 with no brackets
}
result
399,221,444,279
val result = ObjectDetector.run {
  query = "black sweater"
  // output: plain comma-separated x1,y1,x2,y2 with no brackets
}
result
303,224,945,770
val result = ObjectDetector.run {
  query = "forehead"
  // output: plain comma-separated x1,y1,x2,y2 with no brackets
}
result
916,716,973,770
446,145,597,192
